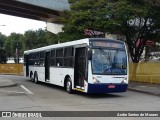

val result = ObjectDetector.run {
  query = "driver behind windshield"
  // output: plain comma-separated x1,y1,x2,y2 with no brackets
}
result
92,49,127,75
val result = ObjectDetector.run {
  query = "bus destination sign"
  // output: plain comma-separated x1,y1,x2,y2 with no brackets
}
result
92,41,124,49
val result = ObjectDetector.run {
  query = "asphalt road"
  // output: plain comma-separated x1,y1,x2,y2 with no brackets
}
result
0,75,160,120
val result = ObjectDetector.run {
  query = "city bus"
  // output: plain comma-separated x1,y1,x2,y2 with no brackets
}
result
24,38,128,94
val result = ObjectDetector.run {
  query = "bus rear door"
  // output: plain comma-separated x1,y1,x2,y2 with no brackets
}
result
24,54,29,77
45,51,51,82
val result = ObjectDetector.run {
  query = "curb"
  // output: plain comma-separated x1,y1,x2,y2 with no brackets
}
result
128,88,160,97
0,78,17,88
0,83,17,88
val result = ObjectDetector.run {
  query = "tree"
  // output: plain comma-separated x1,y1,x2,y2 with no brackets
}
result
2,29,57,59
0,33,7,63
5,33,24,63
63,0,160,62
24,29,57,49
4,36,12,57
0,49,7,63
44,31,57,45
24,30,37,50
107,0,160,62
0,33,6,48
143,0,160,6
62,0,108,39
55,30,85,43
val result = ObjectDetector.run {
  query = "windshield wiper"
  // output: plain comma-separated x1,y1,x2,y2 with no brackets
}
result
98,48,111,65
97,48,114,74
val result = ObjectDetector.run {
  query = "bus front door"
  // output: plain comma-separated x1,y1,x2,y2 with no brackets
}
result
74,47,87,89
45,51,50,81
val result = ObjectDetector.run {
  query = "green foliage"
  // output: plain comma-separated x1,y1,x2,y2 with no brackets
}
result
55,31,85,43
44,31,57,45
0,33,7,63
62,0,160,62
1,29,57,61
107,0,160,62
5,33,24,57
24,29,56,50
66,0,109,34
0,33,6,48
0,49,7,63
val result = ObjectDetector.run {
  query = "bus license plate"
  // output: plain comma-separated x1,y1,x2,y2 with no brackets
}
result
108,85,115,88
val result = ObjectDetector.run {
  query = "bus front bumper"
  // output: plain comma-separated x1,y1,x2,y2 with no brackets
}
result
87,83,128,94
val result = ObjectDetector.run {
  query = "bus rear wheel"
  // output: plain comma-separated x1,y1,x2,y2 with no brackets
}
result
34,72,39,84
30,72,34,82
66,78,73,94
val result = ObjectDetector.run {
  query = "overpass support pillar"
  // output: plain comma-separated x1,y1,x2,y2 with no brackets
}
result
46,22,63,34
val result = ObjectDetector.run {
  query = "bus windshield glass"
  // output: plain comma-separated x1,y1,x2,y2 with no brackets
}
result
92,48,127,75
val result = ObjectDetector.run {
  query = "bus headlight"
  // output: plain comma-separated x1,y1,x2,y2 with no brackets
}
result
121,78,127,84
93,77,100,83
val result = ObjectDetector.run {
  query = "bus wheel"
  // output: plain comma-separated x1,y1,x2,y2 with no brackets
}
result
34,72,39,84
30,72,34,82
66,78,73,94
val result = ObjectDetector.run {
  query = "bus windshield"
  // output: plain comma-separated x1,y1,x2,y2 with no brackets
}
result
92,48,127,75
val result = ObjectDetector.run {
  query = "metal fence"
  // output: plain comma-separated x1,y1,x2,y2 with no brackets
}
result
0,63,160,84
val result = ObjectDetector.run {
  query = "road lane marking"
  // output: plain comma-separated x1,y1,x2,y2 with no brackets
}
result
0,90,25,94
20,85,34,94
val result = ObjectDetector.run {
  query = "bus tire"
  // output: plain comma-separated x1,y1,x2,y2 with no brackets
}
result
66,78,73,94
34,72,39,84
30,72,34,82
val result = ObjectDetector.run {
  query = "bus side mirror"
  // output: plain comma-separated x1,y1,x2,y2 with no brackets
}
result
88,49,92,60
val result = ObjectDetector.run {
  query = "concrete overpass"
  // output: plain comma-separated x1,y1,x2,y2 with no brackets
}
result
0,0,70,33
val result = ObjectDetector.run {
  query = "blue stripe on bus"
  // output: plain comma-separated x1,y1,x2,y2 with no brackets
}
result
87,83,128,93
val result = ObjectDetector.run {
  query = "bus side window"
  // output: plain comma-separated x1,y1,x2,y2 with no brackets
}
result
40,51,45,66
64,47,73,67
29,53,35,65
51,50,55,66
35,52,40,66
56,48,63,67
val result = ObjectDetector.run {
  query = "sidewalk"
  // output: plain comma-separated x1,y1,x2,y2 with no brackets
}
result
0,77,17,88
128,81,160,96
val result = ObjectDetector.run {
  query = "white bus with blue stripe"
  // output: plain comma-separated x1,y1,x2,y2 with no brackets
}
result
24,38,128,94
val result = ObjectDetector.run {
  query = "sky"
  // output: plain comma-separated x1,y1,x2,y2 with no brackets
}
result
0,14,46,36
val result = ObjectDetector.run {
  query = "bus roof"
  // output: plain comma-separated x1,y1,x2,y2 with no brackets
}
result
24,38,124,54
